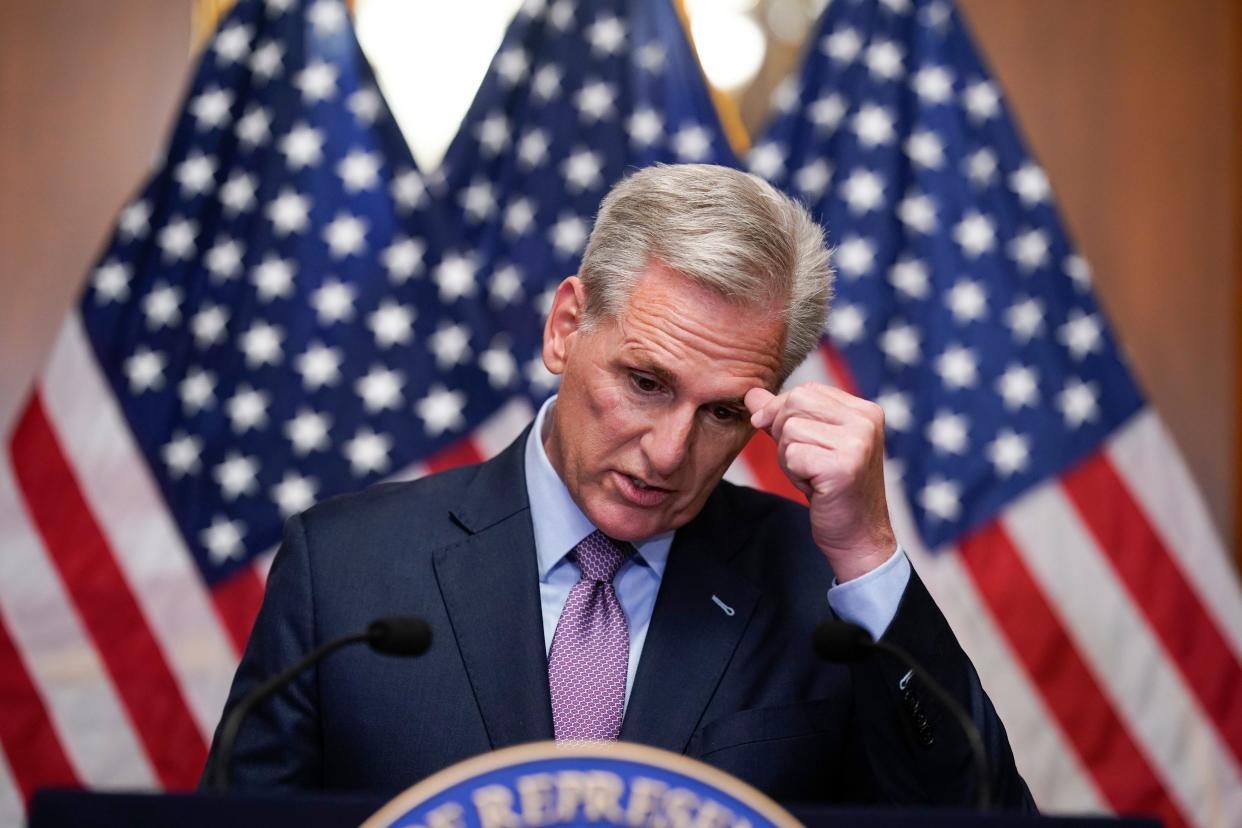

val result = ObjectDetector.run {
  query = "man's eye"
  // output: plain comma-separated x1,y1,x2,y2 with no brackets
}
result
708,405,742,423
631,373,661,393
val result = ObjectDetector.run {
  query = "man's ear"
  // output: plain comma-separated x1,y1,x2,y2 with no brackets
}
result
542,276,588,376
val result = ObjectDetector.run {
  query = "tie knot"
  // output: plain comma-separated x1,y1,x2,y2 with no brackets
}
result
572,530,633,583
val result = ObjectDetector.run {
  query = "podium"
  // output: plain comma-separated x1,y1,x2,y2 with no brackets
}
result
28,790,1161,828
28,742,1162,828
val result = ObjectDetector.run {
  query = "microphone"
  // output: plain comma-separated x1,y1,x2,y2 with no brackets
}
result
366,615,434,656
813,620,991,811
209,615,431,792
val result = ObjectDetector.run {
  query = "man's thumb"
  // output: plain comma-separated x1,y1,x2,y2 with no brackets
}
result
745,387,776,426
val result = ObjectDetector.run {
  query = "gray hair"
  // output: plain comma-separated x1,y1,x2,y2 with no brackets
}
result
578,163,832,383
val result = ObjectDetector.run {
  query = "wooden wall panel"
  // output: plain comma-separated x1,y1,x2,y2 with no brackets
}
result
0,0,190,431
958,0,1237,550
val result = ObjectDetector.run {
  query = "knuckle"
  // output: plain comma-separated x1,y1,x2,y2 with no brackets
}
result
860,399,884,424
783,416,809,442
783,440,806,469
788,385,815,408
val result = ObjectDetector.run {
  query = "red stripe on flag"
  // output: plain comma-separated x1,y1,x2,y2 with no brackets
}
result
0,611,79,802
959,520,1190,828
424,437,484,475
9,394,208,789
210,566,265,656
1062,453,1242,765
818,342,860,395
739,431,807,505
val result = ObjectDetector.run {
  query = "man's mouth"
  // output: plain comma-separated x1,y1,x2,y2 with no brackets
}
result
615,471,672,506
625,473,671,491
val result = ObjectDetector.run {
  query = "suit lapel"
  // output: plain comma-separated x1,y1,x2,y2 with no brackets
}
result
619,489,760,752
432,428,555,747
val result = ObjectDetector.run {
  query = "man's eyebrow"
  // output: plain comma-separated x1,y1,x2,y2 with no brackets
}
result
628,358,677,386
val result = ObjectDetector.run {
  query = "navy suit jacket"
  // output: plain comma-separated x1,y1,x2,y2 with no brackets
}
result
204,428,1033,808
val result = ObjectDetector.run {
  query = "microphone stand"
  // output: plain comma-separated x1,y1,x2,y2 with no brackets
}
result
209,631,370,793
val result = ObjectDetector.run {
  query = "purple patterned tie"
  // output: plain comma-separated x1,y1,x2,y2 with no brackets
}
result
547,530,634,741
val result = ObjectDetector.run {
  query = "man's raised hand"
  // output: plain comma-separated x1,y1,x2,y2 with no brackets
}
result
744,384,896,582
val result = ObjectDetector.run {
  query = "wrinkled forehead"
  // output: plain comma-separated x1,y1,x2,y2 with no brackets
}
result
609,272,787,390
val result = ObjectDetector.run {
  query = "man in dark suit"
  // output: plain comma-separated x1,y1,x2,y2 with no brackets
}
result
204,164,1033,809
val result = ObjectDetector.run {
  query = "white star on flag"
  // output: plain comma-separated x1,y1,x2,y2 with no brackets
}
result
272,472,318,517
987,430,1031,477
93,260,131,302
415,386,467,437
213,452,259,500
853,104,895,146
142,284,182,329
201,517,246,564
284,408,332,455
191,305,229,348
927,410,969,454
428,323,473,370
434,254,478,302
280,122,325,168
236,106,272,148
239,320,284,367
344,427,392,476
367,301,416,348
190,88,234,129
266,188,311,235
206,238,245,281
179,368,216,414
997,364,1040,410
250,256,295,301
337,150,381,191
295,343,343,390
124,348,166,392
355,366,405,413
381,238,425,282
220,172,259,214
323,213,368,258
162,433,203,478
225,386,271,433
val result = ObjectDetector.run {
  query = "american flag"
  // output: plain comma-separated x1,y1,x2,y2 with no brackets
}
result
740,1,1242,826
0,0,734,820
1,0,1240,826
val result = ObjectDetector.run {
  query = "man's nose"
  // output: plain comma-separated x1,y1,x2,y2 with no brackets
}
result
642,406,695,478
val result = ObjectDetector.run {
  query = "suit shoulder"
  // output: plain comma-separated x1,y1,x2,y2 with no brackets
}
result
298,463,481,537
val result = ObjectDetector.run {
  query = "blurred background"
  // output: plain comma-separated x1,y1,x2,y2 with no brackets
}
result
2,0,1237,563
0,1,1239,825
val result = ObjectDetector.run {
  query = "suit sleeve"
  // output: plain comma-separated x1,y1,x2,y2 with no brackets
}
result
844,567,1037,811
200,513,323,790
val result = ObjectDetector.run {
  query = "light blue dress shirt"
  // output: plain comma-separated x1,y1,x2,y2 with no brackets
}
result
524,396,911,706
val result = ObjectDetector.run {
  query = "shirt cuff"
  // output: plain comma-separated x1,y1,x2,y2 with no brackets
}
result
825,546,911,641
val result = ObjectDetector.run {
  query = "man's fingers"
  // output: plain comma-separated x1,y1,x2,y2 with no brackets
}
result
778,416,854,454
769,391,882,447
745,387,782,430
748,383,862,429
748,384,886,473
781,442,838,496
744,387,774,412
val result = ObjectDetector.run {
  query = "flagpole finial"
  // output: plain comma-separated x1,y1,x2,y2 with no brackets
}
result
670,0,751,156
191,0,238,54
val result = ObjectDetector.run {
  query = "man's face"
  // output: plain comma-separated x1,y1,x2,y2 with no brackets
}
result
541,262,784,542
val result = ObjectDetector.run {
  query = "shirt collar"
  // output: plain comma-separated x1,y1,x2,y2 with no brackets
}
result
524,395,674,582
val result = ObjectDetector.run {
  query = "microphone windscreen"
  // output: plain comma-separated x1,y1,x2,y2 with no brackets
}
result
812,620,875,663
367,616,432,656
